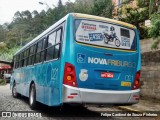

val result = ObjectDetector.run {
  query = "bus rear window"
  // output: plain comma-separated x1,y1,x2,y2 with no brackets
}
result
75,19,136,50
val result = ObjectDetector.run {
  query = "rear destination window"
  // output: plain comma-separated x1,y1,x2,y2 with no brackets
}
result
75,19,136,50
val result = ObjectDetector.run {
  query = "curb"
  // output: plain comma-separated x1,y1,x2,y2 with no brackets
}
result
117,106,141,112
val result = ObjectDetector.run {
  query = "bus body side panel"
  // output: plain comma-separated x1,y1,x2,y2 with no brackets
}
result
39,21,66,106
12,60,63,106
11,69,21,94
35,60,62,106
61,15,80,103
136,30,141,72
35,22,66,106
11,68,26,96
11,21,67,107
58,18,71,105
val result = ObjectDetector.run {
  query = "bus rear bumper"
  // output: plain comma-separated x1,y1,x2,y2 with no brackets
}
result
63,85,140,105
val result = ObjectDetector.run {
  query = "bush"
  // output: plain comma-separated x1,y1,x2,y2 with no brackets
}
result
148,13,160,49
0,79,6,85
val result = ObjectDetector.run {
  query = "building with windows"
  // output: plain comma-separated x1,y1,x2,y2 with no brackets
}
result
0,60,11,78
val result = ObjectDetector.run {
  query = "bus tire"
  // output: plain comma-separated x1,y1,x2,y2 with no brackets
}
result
29,83,37,110
12,82,20,98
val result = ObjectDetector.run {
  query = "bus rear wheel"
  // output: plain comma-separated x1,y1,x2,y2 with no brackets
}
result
12,82,20,98
29,84,37,110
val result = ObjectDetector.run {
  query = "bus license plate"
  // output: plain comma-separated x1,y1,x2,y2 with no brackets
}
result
101,72,114,78
121,81,131,87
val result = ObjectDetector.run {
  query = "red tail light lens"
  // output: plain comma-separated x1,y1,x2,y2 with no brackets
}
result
132,71,140,90
63,62,78,87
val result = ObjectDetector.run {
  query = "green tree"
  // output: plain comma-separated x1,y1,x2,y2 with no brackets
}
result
148,7,160,49
73,0,94,14
0,25,7,42
58,0,63,8
0,45,20,61
92,0,112,18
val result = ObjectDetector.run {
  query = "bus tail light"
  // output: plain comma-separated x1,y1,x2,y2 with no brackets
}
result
132,71,140,90
63,63,78,87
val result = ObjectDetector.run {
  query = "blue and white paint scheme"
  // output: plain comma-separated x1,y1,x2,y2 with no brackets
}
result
10,13,141,108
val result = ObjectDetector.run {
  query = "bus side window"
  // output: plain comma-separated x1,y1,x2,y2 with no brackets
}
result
14,56,17,68
28,46,32,65
13,56,15,69
40,38,47,62
46,31,56,61
35,40,43,63
54,28,62,59
20,52,24,67
19,53,22,68
24,49,29,66
32,44,36,64
24,50,26,66
16,54,20,68
15,55,17,68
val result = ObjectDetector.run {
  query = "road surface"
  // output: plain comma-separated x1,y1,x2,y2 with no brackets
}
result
0,84,153,120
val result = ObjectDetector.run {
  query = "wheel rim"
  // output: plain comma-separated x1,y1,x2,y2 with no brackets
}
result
30,88,34,105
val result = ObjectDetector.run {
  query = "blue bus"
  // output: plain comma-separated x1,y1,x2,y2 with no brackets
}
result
10,13,141,109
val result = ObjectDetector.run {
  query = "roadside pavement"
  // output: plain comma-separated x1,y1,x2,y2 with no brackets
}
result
118,98,160,112
118,98,160,119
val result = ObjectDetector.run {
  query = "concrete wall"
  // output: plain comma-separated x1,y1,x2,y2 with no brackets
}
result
140,38,160,53
140,39,160,100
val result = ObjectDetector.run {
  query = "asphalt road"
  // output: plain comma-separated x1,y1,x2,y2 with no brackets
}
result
0,84,152,120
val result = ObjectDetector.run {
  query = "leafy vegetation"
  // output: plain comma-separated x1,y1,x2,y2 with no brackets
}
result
148,6,160,49
0,46,20,61
0,79,6,85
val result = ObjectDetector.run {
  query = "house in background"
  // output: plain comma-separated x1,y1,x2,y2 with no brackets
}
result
0,60,12,78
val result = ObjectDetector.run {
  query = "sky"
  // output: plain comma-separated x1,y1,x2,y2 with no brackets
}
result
0,0,75,24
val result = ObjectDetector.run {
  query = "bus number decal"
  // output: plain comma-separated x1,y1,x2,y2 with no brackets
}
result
125,75,133,81
51,68,58,80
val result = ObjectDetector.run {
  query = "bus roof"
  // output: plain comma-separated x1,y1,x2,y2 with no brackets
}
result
15,13,136,55
72,13,136,29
